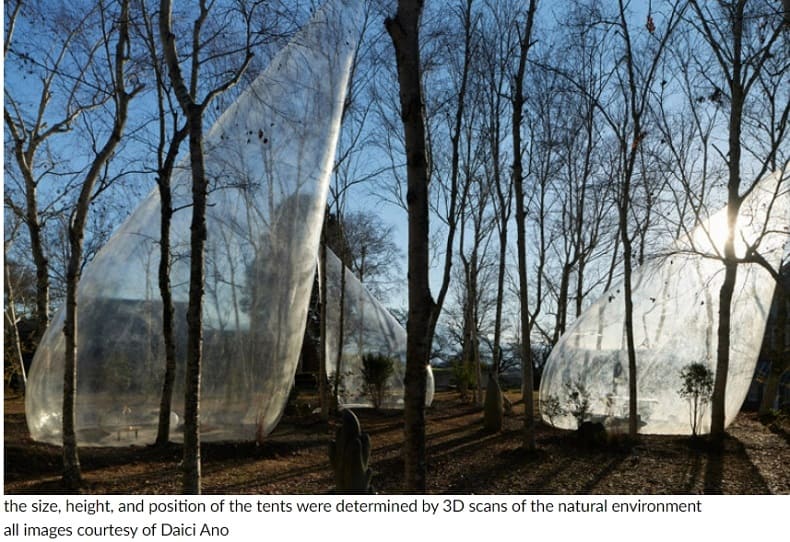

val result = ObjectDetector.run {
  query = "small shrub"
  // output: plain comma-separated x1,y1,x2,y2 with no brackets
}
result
361,353,395,410
564,379,591,429
450,358,475,402
540,394,565,427
678,362,714,436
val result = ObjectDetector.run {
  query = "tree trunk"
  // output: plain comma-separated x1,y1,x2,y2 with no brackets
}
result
24,178,50,343
514,163,535,452
710,1,744,444
711,258,737,440
553,263,572,344
386,0,432,491
616,0,641,440
471,252,482,406
422,0,473,361
4,256,27,389
759,362,786,416
10,146,51,343
461,279,472,403
459,220,472,403
159,0,252,492
62,241,82,490
621,227,638,437
6,124,50,344
491,108,509,376
154,112,186,445
159,0,207,494
181,107,208,495
760,288,787,415
61,0,135,489
155,175,178,446
711,181,743,444
512,0,538,452
575,259,586,318
492,223,507,374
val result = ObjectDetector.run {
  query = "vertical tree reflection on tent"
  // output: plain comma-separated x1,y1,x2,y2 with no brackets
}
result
25,0,363,446
539,169,789,435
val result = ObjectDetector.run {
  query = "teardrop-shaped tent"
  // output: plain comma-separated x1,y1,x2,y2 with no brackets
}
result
26,0,364,446
539,169,789,435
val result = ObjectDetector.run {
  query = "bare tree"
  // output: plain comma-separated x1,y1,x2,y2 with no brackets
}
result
385,0,433,492
443,3,498,405
49,0,142,489
458,174,495,405
550,0,685,437
378,0,476,354
3,0,102,345
608,0,685,437
522,62,562,348
159,0,254,494
477,0,514,375
425,0,476,356
531,14,614,341
685,0,790,442
511,0,539,451
134,0,189,446
4,219,30,390
655,16,727,242
341,210,402,300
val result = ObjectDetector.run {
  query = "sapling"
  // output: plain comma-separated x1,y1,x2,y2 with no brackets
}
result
564,379,591,428
678,362,714,436
540,394,564,427
361,353,395,410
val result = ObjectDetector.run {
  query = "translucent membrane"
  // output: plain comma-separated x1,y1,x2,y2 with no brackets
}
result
539,169,789,434
26,0,362,446
324,249,435,408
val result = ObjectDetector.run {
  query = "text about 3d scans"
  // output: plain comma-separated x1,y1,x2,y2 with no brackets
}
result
0,496,716,540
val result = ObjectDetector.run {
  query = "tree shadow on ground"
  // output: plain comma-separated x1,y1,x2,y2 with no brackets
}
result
701,435,770,494
5,390,784,494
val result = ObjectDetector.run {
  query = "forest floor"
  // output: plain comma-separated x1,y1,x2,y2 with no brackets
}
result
4,388,789,494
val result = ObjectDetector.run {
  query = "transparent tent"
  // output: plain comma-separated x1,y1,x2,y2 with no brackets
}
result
26,0,363,446
324,249,435,408
539,169,789,435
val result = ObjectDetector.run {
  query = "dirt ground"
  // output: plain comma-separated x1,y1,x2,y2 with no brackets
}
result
4,388,789,494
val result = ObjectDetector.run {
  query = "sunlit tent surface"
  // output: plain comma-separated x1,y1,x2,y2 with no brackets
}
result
25,0,362,446
539,169,789,435
324,250,435,408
